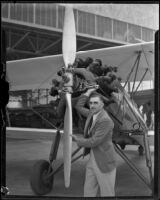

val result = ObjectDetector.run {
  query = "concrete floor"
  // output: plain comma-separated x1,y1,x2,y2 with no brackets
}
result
5,129,154,197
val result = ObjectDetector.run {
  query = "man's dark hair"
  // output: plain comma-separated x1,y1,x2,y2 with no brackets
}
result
89,91,104,102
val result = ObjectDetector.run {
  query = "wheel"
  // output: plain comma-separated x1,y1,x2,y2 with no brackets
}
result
138,145,144,156
30,160,54,195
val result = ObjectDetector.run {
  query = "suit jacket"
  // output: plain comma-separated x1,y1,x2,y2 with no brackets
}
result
75,94,117,173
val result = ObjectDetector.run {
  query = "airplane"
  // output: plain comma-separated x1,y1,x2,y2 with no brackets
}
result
5,5,154,196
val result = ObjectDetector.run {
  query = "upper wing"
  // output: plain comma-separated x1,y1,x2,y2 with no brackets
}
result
77,41,154,82
6,54,63,91
7,41,154,91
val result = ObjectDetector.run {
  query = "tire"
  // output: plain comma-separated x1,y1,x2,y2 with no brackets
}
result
119,143,126,150
138,145,144,156
30,160,54,195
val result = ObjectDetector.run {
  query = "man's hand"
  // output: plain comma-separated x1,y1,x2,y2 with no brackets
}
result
70,134,83,147
70,134,79,142
84,87,97,97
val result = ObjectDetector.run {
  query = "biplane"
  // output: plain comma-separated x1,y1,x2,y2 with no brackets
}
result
6,5,154,195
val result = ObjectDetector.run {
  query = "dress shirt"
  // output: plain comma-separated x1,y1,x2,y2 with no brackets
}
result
92,110,101,124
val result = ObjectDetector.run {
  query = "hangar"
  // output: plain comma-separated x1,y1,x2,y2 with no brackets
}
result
2,3,157,61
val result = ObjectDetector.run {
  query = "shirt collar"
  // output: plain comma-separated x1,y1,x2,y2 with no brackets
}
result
92,110,101,122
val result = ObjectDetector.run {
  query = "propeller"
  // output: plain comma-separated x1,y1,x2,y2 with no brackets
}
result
62,5,76,188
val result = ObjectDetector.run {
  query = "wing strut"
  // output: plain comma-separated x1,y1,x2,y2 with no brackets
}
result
123,51,142,89
122,92,153,188
132,68,149,96
131,52,141,93
114,143,152,190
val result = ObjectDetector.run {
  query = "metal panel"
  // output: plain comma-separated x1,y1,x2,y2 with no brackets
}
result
10,3,18,20
35,4,56,27
35,3,41,24
9,3,33,23
78,10,95,36
28,4,34,23
45,4,57,27
142,27,154,42
58,5,65,29
22,4,29,22
113,19,127,42
128,23,141,41
1,3,9,18
96,15,112,39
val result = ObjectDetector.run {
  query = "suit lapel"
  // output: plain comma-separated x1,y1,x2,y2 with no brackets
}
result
83,109,105,157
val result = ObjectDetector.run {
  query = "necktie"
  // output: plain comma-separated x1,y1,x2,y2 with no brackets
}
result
83,116,93,156
86,116,93,138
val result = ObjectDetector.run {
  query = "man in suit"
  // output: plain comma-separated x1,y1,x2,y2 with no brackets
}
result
72,88,117,197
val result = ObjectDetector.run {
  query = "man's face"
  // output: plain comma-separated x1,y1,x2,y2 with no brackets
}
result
89,96,104,114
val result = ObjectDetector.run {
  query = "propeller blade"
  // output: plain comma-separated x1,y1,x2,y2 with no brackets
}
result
63,93,72,187
62,5,76,68
62,5,76,188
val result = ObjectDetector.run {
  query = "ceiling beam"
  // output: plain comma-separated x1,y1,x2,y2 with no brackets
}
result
7,48,47,57
38,38,61,53
12,32,30,49
77,42,92,51
27,36,37,52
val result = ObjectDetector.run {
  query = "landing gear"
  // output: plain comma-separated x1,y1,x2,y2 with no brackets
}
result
30,160,54,195
30,130,83,195
30,129,62,195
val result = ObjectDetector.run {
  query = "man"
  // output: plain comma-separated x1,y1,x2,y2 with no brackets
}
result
72,89,117,197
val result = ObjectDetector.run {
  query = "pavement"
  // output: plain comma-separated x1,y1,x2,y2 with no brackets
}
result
5,128,154,198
